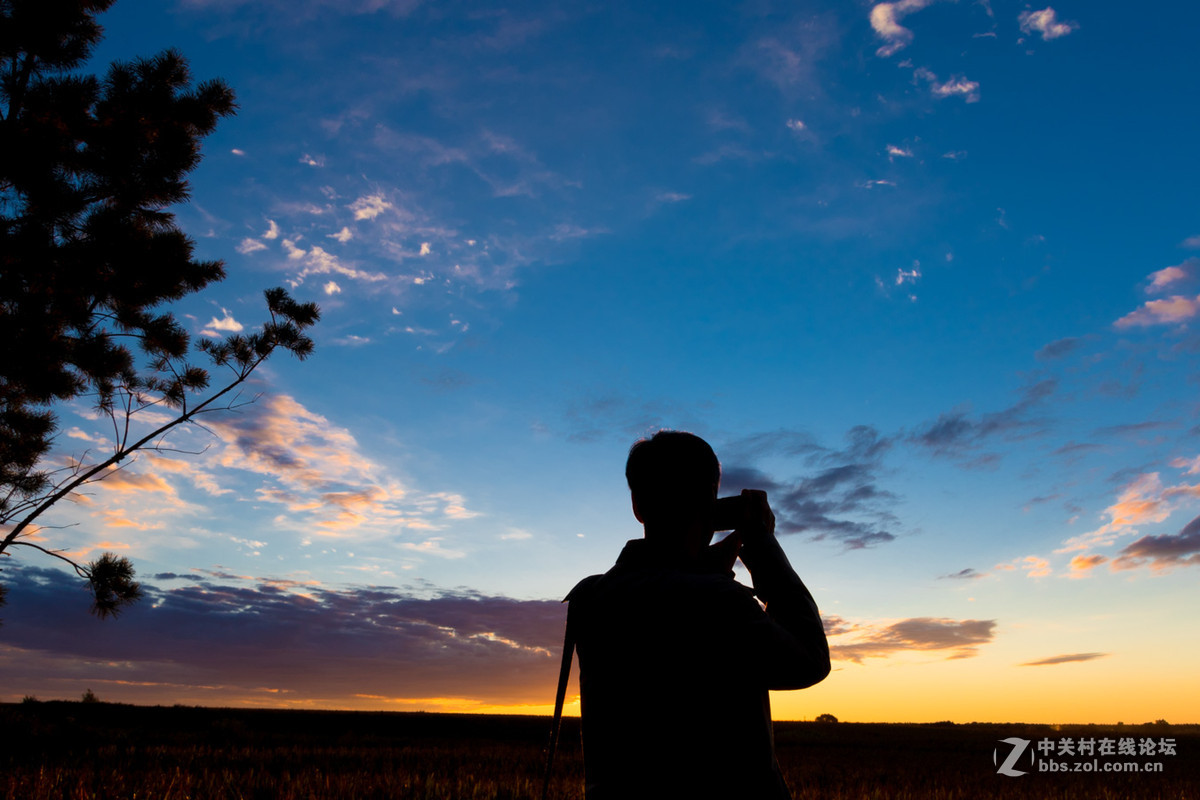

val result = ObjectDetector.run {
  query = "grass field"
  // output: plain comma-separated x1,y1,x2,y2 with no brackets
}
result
1,703,1195,799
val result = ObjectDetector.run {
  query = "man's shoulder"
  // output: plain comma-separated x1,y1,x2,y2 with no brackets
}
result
564,572,605,603
565,558,757,611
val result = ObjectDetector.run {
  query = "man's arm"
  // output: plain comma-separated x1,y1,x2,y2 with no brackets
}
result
734,490,831,690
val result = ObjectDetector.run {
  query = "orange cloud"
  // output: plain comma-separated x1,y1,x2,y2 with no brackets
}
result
1067,553,1108,577
95,468,177,497
1056,473,1178,553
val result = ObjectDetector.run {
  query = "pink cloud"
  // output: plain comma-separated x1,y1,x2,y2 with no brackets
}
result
1018,8,1078,40
1114,295,1200,328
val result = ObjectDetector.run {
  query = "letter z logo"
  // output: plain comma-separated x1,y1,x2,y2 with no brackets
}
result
994,737,1032,777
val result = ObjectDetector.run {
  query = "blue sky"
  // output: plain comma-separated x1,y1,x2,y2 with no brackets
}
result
3,0,1199,722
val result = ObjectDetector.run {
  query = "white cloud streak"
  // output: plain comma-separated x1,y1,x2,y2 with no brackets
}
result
870,0,937,58
1018,7,1078,41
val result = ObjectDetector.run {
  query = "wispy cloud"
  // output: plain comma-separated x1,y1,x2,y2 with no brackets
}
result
1035,336,1084,360
1020,652,1107,667
827,614,996,663
285,243,389,289
908,380,1055,461
1018,7,1079,41
938,567,985,580
236,238,267,254
206,394,475,539
1056,472,1200,554
350,193,394,221
931,75,980,102
870,0,939,58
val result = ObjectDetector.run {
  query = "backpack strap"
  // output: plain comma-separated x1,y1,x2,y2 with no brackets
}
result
541,616,576,800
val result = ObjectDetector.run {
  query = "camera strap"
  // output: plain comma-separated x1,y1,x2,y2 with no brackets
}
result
540,616,576,800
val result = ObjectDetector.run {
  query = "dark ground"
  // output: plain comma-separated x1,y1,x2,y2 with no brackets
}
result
2,702,1196,799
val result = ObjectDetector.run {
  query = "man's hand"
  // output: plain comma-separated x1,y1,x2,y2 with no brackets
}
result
736,489,776,549
702,489,776,574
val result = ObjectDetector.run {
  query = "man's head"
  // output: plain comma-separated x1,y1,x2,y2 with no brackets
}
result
625,430,720,533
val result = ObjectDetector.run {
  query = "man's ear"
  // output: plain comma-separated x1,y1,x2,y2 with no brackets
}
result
631,495,644,523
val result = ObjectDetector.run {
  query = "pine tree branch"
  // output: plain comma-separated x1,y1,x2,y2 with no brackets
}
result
0,348,272,558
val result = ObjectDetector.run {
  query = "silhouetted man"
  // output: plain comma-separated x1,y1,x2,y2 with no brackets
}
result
565,431,830,799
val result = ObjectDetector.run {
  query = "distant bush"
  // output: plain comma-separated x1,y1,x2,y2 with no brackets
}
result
22,695,39,704
81,689,99,704
815,713,838,723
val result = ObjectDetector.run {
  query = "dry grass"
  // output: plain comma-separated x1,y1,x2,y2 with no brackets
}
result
1,704,1195,799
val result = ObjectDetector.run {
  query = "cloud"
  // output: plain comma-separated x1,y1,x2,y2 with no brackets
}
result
786,119,807,132
1182,235,1200,249
1018,8,1078,41
887,144,913,159
286,244,388,288
323,281,342,295
827,615,996,663
1067,553,1108,577
145,453,229,497
236,238,267,254
895,263,921,286
201,310,245,336
1145,258,1197,293
930,75,980,102
93,467,179,498
1020,652,1108,667
1171,455,1200,475
1147,267,1188,292
350,193,394,221
722,426,900,549
327,227,353,243
908,380,1055,460
300,153,325,167
1015,555,1051,578
870,0,938,57
939,568,985,580
0,567,564,707
205,394,474,537
419,242,431,256
1035,336,1083,360
745,24,833,93
263,220,280,240
1113,295,1200,328
1056,473,1200,553
1111,514,1200,572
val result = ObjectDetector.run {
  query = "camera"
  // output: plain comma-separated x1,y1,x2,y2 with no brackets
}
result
711,495,747,531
